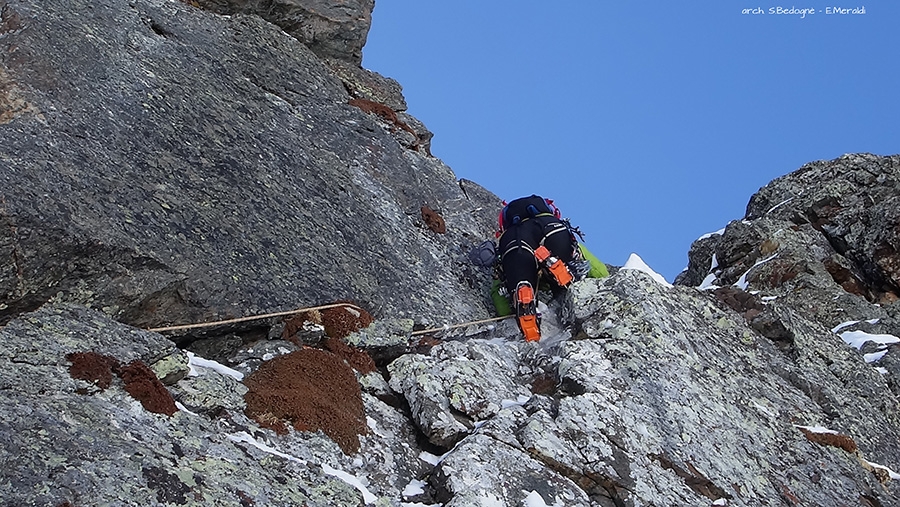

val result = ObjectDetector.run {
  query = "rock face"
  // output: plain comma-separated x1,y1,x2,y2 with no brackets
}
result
191,0,375,65
0,304,427,506
676,154,900,396
678,154,900,303
2,0,900,505
0,0,495,331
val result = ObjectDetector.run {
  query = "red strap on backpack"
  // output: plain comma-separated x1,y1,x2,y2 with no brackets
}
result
496,200,508,237
544,198,561,219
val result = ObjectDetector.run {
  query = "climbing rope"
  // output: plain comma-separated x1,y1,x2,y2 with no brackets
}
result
145,302,365,333
146,300,512,337
410,315,513,336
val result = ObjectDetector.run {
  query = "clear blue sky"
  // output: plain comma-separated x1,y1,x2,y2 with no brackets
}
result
362,2,899,281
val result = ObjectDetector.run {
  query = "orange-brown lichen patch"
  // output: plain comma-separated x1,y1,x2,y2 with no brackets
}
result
321,303,373,340
244,349,367,454
798,427,858,453
281,309,323,345
779,484,801,506
117,360,178,416
421,206,446,234
66,352,119,390
0,68,39,125
348,98,417,139
823,257,869,299
324,336,376,374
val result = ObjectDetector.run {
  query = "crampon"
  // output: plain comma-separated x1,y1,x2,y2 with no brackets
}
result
534,245,574,288
515,281,541,342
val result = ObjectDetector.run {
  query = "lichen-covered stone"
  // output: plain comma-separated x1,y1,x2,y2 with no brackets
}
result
388,339,533,447
432,434,591,507
176,368,249,414
150,349,191,385
192,0,375,65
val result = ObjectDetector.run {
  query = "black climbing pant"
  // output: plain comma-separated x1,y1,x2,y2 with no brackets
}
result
498,215,577,296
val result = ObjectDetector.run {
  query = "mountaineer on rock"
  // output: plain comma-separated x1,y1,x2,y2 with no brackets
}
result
488,195,608,342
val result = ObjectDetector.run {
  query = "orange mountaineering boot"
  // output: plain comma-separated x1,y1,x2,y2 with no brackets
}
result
534,245,574,288
515,281,541,342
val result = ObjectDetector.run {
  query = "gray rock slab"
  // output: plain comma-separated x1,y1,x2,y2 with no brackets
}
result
0,0,499,331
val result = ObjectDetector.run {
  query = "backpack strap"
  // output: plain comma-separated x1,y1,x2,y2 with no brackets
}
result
498,195,559,234
496,200,508,238
544,198,561,219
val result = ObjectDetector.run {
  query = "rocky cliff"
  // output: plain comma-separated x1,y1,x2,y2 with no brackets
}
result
2,0,900,506
0,0,495,332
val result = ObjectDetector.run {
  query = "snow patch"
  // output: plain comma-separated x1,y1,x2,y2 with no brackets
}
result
227,431,306,464
832,318,881,333
419,450,445,466
402,479,427,497
322,463,377,504
697,227,726,241
734,253,778,290
367,416,386,437
765,197,794,214
864,350,888,363
477,491,505,506
794,425,839,435
698,272,719,291
186,351,244,380
864,460,900,480
501,394,531,409
174,401,198,417
524,490,563,507
839,330,899,350
622,253,672,287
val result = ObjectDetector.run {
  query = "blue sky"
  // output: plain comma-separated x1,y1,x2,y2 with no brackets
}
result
362,2,899,282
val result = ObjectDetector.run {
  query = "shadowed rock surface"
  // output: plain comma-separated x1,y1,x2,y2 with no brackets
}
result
2,0,900,505
191,0,375,65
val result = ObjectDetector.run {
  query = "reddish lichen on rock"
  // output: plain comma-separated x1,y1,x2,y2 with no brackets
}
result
66,351,119,390
66,352,177,416
348,98,417,139
324,336,376,374
799,427,858,453
117,360,178,416
321,302,373,340
243,348,367,454
421,205,446,234
281,309,323,344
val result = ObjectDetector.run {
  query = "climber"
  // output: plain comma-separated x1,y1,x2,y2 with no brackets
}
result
491,195,607,342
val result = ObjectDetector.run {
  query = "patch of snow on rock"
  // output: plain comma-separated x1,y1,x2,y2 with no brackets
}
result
622,253,672,287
